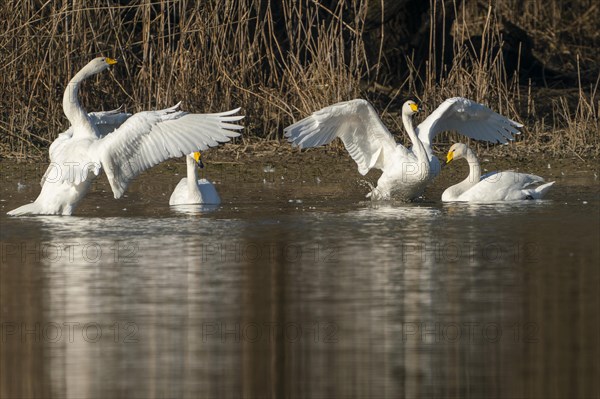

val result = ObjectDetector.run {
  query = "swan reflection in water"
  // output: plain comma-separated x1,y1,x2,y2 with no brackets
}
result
169,204,220,216
3,186,595,398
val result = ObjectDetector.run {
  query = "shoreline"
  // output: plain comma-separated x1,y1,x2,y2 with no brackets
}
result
1,136,598,163
2,140,596,202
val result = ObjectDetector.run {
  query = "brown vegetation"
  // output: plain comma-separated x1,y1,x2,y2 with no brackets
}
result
0,0,598,160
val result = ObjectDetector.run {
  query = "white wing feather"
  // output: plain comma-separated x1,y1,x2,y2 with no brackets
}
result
416,97,522,147
284,99,399,175
40,107,132,187
97,104,243,198
454,171,552,201
88,106,132,137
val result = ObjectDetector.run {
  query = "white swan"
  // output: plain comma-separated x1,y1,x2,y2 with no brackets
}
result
8,57,243,216
169,152,221,205
284,98,522,200
442,143,554,202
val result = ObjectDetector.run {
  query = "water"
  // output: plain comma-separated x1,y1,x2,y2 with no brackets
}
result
1,161,599,398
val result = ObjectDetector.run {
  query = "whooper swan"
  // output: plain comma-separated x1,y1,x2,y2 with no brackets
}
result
284,98,521,200
442,143,554,202
169,152,221,205
8,57,242,216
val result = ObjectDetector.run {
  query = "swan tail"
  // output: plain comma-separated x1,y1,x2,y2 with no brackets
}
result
533,181,555,198
7,199,73,216
7,202,45,216
524,181,555,199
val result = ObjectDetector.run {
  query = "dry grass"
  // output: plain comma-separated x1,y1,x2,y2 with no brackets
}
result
0,0,598,160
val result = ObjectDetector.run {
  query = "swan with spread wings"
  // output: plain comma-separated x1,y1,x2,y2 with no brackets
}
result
284,98,521,200
8,57,243,216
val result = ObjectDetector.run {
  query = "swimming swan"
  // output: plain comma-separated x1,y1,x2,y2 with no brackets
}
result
8,57,242,216
169,152,221,205
284,98,521,200
442,143,554,202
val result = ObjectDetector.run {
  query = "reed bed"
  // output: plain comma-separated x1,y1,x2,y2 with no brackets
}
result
0,0,598,160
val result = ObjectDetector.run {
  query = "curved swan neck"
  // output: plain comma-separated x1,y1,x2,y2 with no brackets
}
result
402,113,429,165
62,64,98,135
186,155,200,194
442,147,482,200
464,147,481,184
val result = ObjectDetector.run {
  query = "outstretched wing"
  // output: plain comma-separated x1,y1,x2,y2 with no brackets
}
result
284,99,400,175
88,106,132,137
96,104,243,198
416,97,522,148
40,107,132,187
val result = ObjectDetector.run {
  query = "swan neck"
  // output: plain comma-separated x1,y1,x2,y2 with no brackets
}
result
403,113,428,164
464,147,481,183
443,148,482,200
62,65,96,134
186,155,200,193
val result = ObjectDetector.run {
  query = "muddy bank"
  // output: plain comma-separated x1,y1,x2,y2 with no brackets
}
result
2,140,596,211
207,141,599,198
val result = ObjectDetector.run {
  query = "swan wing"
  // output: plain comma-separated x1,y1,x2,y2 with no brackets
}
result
284,99,398,175
88,106,132,137
96,104,243,198
416,97,522,147
481,171,545,187
39,107,131,186
461,171,546,201
40,129,75,186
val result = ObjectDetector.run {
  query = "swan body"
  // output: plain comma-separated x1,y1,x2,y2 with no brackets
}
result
442,143,555,202
284,98,522,200
8,57,243,216
169,152,221,205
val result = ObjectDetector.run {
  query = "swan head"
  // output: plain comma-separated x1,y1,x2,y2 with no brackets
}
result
83,57,118,76
446,143,468,163
402,100,420,117
192,151,204,169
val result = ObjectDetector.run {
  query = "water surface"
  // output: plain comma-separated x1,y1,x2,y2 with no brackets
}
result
1,161,598,398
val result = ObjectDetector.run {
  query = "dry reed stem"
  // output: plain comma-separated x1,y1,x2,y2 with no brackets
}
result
0,0,598,160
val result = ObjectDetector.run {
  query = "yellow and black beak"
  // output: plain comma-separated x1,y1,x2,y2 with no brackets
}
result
105,57,118,65
410,103,420,113
446,150,454,164
193,151,204,169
